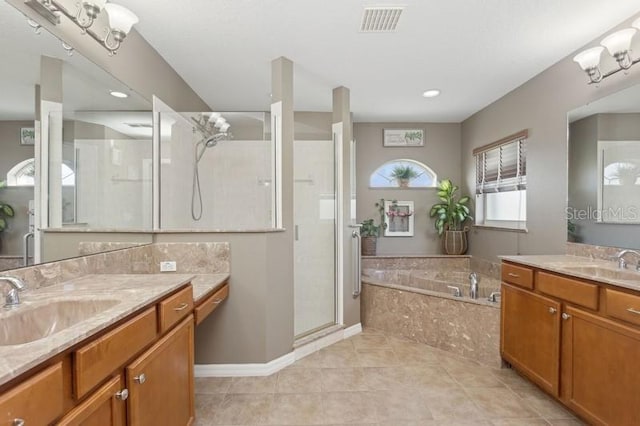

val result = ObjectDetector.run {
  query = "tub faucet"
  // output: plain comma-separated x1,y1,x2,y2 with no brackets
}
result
613,250,640,270
447,285,462,297
469,272,479,299
488,291,501,303
1,276,26,308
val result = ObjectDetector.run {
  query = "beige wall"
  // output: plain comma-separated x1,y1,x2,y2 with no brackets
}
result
354,122,462,255
0,121,35,256
461,15,640,261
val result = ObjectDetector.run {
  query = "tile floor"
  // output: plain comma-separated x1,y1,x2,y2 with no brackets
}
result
194,328,584,426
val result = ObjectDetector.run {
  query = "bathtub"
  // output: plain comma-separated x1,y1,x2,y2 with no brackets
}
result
360,256,502,367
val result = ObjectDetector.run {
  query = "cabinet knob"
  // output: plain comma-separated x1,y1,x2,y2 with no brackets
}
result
134,373,146,384
13,419,25,426
548,307,557,314
116,388,129,400
562,313,571,320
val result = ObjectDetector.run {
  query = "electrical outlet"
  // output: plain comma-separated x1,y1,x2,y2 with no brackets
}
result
160,261,177,272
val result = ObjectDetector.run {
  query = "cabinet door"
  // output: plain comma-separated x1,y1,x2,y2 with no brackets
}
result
562,306,640,425
57,376,126,426
126,316,195,426
501,283,561,395
0,363,64,425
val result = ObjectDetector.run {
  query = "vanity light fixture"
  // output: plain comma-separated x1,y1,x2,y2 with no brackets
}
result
24,0,138,55
422,89,441,98
574,19,640,84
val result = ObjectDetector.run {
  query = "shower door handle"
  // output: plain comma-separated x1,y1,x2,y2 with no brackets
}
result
351,227,362,297
22,232,34,267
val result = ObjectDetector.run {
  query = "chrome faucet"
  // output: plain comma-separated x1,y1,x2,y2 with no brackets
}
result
469,272,479,299
488,291,501,303
613,250,640,270
447,285,462,297
0,276,26,308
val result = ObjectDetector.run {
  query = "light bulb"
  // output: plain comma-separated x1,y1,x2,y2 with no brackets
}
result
601,28,636,56
104,4,139,35
573,46,604,70
214,117,226,128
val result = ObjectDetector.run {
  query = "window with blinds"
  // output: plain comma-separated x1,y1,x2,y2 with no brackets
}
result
473,130,528,230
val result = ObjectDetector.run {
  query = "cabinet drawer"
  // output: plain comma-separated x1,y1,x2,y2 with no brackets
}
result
195,284,228,325
158,286,194,333
537,272,598,310
501,263,534,289
0,363,64,425
605,289,640,326
74,307,157,399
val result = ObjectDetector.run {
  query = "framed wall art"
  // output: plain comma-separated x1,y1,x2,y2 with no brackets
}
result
384,200,414,236
20,127,35,146
383,129,424,147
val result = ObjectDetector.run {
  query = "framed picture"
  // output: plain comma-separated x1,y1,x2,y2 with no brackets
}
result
384,200,414,237
20,127,35,146
383,129,424,147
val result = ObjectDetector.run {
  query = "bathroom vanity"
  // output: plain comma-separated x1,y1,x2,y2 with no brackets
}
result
500,255,640,425
0,273,229,425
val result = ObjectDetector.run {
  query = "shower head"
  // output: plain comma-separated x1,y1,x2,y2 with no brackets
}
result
198,132,230,149
203,136,219,148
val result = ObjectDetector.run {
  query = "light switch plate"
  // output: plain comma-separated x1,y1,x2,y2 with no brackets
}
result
160,261,177,272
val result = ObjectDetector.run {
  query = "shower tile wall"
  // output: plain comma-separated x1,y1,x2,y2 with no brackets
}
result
74,138,152,229
160,112,272,230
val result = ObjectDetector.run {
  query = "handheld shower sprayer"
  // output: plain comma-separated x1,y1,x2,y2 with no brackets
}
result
191,131,232,221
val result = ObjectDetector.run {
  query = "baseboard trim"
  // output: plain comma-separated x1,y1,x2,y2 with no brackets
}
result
194,323,362,377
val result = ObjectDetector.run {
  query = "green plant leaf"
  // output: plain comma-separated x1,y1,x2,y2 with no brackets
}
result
0,217,6,231
1,205,14,217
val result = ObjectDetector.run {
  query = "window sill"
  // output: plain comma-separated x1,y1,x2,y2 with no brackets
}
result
472,224,528,233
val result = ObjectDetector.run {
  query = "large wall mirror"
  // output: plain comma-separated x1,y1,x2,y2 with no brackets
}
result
568,84,640,249
0,2,152,271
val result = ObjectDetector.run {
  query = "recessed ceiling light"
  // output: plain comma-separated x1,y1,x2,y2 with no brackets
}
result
110,90,129,98
422,89,441,98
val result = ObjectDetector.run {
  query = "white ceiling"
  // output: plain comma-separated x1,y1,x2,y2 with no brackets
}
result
114,0,640,122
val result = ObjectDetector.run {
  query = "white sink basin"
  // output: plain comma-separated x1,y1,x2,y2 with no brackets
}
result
0,299,120,346
560,266,640,281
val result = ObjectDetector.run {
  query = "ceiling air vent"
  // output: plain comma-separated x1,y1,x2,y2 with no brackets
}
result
360,6,404,32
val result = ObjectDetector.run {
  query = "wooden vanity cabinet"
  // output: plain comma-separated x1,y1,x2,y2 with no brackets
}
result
0,363,64,425
561,306,640,425
57,375,127,426
501,283,561,396
126,315,194,426
501,261,640,425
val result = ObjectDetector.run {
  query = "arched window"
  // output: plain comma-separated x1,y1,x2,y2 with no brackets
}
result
369,159,437,188
6,158,75,186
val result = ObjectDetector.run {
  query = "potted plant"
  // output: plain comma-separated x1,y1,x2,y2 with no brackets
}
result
360,199,387,256
429,179,472,255
0,180,15,252
390,165,418,188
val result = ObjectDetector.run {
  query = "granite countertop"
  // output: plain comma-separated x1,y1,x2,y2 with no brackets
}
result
191,273,230,302
0,272,228,387
500,254,640,292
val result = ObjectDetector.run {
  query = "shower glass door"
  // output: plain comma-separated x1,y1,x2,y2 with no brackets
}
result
294,138,336,337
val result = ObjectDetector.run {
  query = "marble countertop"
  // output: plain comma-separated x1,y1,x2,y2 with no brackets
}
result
191,273,230,302
500,255,640,292
0,272,228,387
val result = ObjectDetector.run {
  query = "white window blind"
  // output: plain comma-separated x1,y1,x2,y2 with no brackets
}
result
474,130,527,194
